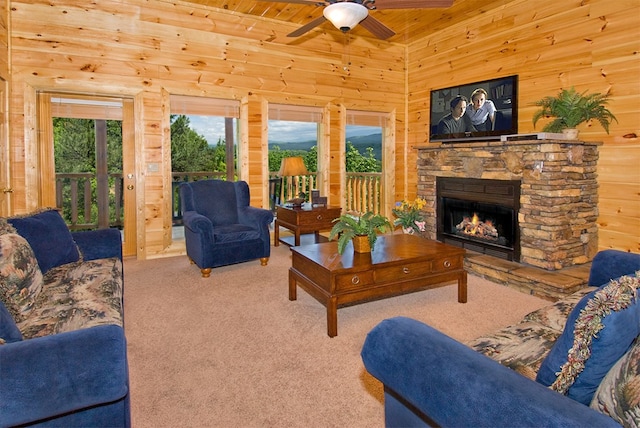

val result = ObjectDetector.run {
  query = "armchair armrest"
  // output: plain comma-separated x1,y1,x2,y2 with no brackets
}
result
72,228,123,261
0,325,128,427
182,211,214,237
239,206,274,229
361,317,619,427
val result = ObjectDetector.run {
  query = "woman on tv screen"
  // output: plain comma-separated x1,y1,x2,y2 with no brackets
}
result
466,88,496,131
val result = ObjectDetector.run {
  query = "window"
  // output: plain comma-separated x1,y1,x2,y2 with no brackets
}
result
344,109,391,214
268,104,323,200
170,95,240,180
169,95,241,232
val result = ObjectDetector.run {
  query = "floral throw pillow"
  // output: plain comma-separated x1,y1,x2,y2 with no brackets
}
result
0,233,44,322
590,337,640,426
0,218,17,235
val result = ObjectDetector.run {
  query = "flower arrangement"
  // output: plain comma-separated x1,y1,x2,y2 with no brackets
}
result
392,198,427,235
329,211,392,254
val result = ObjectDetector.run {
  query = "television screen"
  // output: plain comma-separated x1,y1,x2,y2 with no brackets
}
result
429,75,518,143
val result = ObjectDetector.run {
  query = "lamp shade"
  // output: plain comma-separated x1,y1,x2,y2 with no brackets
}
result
323,2,368,32
278,157,309,177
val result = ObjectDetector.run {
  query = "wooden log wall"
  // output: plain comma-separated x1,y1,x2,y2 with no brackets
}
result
0,0,8,216
5,0,639,257
7,0,406,258
408,0,640,254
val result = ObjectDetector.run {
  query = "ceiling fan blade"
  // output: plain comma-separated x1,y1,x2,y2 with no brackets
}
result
287,15,328,37
372,0,453,9
358,15,395,40
258,0,325,5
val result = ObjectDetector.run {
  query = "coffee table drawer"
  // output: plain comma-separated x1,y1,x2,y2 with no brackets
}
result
335,270,374,291
431,256,463,273
375,261,432,283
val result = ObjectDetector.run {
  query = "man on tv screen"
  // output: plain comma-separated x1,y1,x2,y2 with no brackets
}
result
437,95,477,135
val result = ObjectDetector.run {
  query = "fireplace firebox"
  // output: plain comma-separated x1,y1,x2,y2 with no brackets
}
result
437,177,520,261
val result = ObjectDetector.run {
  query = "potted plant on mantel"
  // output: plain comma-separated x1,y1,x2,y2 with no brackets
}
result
532,87,617,140
329,211,392,255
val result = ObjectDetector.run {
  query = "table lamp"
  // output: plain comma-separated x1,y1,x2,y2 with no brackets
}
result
278,157,309,207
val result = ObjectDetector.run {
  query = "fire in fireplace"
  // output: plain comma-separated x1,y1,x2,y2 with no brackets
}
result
456,213,503,244
437,177,520,261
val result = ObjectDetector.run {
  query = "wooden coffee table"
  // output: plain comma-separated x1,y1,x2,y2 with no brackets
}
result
289,234,467,337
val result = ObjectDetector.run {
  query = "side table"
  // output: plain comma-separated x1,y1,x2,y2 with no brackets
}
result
274,205,341,246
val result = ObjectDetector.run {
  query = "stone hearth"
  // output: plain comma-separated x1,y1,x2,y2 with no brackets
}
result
417,139,600,271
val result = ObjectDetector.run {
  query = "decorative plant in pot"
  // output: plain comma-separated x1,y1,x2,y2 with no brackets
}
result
392,198,427,235
532,87,617,139
329,211,392,254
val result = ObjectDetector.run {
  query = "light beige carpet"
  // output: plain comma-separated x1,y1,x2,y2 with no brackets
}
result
124,244,548,428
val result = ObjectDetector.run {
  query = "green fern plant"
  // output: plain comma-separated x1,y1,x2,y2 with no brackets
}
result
328,211,392,254
532,87,617,133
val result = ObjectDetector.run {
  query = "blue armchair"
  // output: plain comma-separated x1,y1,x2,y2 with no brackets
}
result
179,180,274,277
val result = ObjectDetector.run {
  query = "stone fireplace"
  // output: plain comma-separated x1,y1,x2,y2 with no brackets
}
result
417,139,600,271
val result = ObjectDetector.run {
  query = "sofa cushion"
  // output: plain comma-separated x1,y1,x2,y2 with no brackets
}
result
0,300,23,344
17,257,123,339
468,321,561,380
536,272,640,405
522,287,595,332
0,233,44,322
7,209,80,274
590,336,640,425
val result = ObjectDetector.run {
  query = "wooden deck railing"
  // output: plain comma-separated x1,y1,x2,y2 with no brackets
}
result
56,170,382,230
270,173,318,204
345,172,382,215
55,172,124,230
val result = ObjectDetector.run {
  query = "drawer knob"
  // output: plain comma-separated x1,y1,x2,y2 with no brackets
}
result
443,260,451,268
402,267,410,274
317,214,323,220
351,275,360,285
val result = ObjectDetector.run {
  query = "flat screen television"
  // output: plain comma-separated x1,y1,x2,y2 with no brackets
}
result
429,75,518,143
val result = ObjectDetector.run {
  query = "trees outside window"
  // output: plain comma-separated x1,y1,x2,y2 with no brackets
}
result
53,117,123,227
170,115,227,173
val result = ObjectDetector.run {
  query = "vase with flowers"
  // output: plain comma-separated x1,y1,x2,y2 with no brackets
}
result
392,198,427,235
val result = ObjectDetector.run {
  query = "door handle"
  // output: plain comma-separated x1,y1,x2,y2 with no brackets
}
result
2,187,13,194
127,185,134,190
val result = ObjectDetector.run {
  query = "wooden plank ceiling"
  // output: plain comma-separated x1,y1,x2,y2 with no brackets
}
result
175,0,501,44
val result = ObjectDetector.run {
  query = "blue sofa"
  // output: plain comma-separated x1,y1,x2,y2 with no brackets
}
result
0,210,130,427
179,179,274,277
362,250,640,427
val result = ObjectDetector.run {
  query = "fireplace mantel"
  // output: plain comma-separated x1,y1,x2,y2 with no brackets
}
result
417,139,601,270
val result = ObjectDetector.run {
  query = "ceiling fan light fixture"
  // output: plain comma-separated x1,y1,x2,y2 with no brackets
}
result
323,2,368,32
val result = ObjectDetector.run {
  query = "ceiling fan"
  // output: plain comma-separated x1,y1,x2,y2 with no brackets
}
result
259,0,454,40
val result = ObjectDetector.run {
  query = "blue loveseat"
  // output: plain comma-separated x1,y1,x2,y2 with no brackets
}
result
0,209,130,427
362,250,640,427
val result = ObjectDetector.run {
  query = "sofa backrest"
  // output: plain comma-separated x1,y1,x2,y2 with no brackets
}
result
588,249,640,286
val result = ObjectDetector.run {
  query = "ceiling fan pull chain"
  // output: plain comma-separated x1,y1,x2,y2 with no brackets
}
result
343,32,351,72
